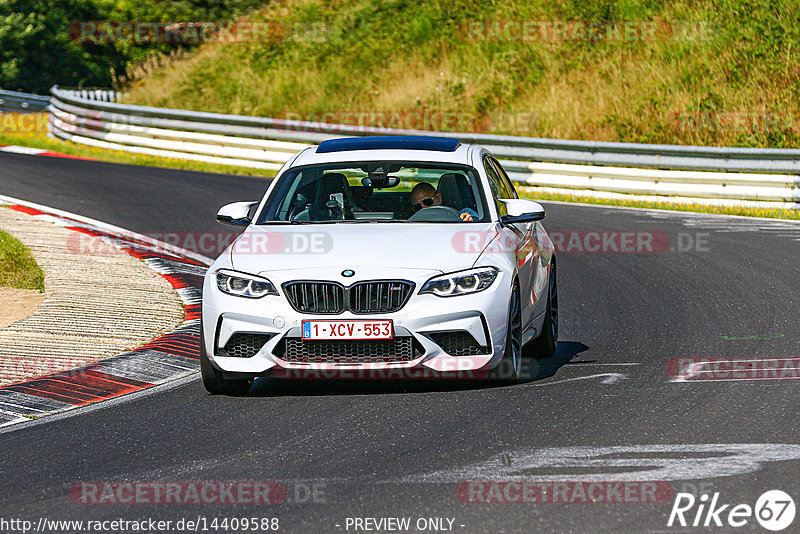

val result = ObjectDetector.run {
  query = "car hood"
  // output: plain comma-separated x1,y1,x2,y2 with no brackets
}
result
229,222,499,274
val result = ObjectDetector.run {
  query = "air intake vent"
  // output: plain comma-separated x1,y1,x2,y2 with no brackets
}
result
283,281,345,314
277,337,422,364
427,331,489,356
218,333,274,358
282,280,414,314
349,281,414,313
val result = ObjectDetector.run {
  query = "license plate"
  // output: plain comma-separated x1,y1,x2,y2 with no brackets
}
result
302,320,393,340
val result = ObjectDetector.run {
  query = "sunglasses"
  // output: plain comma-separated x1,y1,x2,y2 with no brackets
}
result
412,196,437,212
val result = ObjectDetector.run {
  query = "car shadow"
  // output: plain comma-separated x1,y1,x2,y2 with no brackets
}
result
518,340,589,384
244,340,589,397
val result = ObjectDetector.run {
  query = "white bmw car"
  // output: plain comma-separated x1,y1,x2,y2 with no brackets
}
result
201,136,557,394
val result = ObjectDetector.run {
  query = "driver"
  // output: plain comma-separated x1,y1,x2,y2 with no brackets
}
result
410,182,477,221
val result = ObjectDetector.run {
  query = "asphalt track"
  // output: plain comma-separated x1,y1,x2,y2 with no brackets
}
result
2,152,800,533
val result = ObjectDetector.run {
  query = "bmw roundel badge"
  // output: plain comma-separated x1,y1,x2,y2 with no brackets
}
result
342,269,355,277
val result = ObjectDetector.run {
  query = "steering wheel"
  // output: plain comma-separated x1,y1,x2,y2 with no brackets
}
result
408,205,463,222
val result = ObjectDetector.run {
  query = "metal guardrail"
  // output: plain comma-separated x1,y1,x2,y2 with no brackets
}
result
0,89,50,112
46,85,800,205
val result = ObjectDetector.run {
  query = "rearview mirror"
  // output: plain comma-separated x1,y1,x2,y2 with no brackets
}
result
499,199,545,225
217,201,258,227
361,176,400,189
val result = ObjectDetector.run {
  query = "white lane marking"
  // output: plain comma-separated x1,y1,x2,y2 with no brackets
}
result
674,376,800,383
0,372,199,435
627,207,800,240
531,372,627,386
0,410,29,427
402,444,800,483
538,198,800,225
568,362,641,366
0,193,212,266
671,357,800,382
691,367,800,375
0,146,47,155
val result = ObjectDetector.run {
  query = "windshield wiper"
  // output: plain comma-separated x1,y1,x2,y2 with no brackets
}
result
264,219,413,225
292,220,376,224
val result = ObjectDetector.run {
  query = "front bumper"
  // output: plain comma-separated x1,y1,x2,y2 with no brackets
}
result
201,268,513,377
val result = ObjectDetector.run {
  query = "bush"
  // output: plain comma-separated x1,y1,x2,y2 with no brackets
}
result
0,0,264,93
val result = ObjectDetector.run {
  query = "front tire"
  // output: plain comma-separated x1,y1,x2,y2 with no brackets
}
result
200,327,253,395
528,259,558,358
490,281,522,383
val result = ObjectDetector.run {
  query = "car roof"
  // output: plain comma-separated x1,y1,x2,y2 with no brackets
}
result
289,136,477,168
316,136,461,153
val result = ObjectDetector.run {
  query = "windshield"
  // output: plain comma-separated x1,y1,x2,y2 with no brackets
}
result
256,161,489,224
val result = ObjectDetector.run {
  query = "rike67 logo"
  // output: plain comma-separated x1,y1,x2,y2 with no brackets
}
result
668,490,795,531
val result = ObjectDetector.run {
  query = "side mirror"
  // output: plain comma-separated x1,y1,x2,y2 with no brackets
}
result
499,199,545,225
217,201,258,227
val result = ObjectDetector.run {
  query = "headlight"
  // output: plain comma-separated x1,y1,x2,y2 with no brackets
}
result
420,267,499,297
215,269,278,298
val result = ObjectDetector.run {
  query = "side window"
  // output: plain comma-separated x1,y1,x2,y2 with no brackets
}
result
483,157,508,216
489,158,518,199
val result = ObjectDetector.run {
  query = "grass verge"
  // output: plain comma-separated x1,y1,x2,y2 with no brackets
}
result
0,224,45,292
0,113,272,178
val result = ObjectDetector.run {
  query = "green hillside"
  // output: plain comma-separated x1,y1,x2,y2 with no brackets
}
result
120,0,800,148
